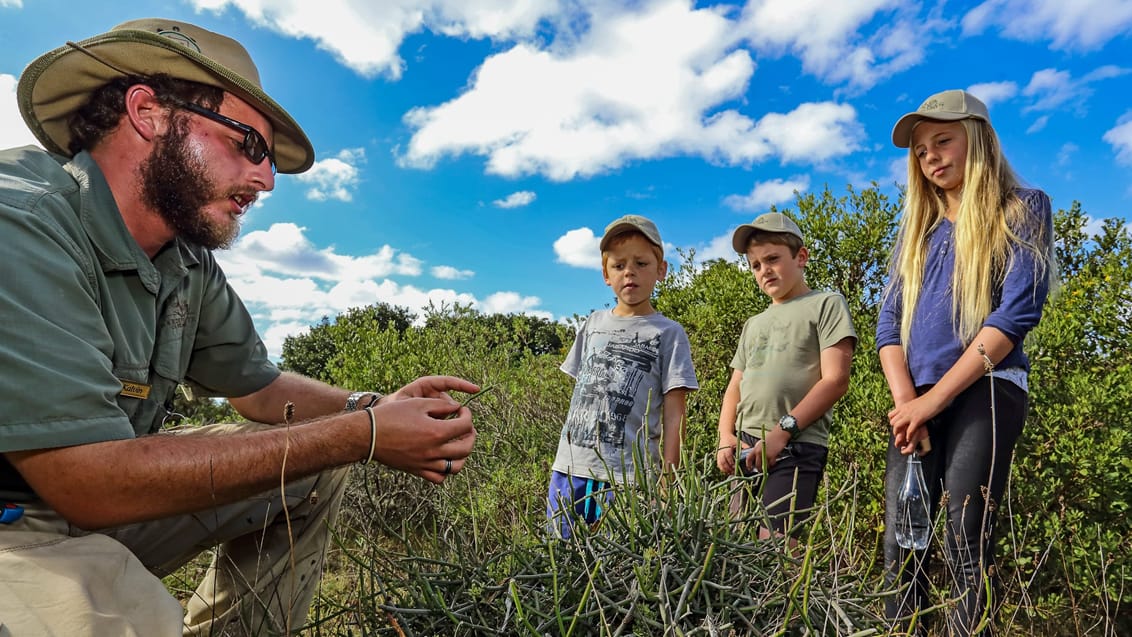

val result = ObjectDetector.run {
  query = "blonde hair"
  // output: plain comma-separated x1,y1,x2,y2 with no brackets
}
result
891,118,1052,349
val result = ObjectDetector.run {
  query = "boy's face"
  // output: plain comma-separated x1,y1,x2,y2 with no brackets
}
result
745,241,809,303
603,234,667,316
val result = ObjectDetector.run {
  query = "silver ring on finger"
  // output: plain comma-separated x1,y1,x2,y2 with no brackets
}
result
443,458,453,475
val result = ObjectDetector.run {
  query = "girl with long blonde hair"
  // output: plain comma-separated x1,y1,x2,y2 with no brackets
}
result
877,89,1054,636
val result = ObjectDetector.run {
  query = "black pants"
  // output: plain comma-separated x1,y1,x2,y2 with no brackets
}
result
729,430,828,536
883,376,1027,636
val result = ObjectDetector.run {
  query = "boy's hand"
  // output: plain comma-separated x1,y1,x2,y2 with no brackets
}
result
716,434,740,474
751,429,790,472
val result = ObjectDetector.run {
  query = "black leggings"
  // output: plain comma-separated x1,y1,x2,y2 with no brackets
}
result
883,376,1027,636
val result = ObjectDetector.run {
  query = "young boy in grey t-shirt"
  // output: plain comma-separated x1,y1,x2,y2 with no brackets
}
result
547,215,698,538
716,212,856,540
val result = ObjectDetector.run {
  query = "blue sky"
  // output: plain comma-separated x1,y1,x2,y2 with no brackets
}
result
2,0,1131,358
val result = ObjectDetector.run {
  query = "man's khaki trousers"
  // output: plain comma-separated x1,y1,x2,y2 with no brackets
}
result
0,422,350,636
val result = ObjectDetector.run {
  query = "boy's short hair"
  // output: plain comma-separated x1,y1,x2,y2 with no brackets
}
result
732,212,805,255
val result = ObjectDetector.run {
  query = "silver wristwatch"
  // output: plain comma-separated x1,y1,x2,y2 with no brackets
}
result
345,391,380,411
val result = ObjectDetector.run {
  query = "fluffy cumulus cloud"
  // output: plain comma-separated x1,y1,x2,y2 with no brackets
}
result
553,227,602,269
190,0,562,79
493,190,536,208
400,0,866,181
480,291,550,318
0,74,40,149
1104,113,1132,165
739,0,935,90
723,175,811,211
294,148,365,201
962,0,1132,51
216,222,543,356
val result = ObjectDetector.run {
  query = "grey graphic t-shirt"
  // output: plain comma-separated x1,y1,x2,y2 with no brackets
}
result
551,310,699,483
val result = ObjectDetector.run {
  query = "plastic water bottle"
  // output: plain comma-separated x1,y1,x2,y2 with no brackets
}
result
895,452,931,550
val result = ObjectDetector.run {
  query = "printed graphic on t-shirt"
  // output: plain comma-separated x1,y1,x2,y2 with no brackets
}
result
747,317,789,368
563,330,660,451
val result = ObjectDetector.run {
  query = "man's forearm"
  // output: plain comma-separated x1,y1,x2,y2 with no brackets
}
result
6,412,370,529
230,371,356,424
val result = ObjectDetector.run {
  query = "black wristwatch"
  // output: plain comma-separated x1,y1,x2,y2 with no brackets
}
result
778,413,801,439
345,391,381,411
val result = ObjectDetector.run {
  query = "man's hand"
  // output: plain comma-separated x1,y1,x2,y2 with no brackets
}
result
370,376,480,483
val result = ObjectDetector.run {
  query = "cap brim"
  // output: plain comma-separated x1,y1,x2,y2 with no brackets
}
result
731,225,755,254
892,111,979,148
18,29,313,173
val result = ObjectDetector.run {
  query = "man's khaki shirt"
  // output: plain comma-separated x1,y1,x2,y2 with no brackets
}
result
0,146,279,498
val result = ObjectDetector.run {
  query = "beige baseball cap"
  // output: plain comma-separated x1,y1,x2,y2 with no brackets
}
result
600,214,663,254
731,212,803,253
891,89,990,149
17,18,314,174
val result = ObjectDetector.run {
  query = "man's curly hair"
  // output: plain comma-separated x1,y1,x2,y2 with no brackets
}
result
67,74,224,155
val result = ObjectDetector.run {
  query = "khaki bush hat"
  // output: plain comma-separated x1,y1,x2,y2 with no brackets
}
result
600,214,663,254
891,89,990,149
731,212,803,253
17,18,314,174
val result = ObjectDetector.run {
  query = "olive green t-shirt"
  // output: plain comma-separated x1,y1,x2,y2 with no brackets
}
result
730,290,856,447
0,147,279,498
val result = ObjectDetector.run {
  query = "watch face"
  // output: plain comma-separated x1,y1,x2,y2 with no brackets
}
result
780,415,799,433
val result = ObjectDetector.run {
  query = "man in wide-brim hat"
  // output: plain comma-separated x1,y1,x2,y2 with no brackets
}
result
0,18,479,636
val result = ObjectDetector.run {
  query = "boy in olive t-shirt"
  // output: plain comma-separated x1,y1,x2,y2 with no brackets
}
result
716,212,856,539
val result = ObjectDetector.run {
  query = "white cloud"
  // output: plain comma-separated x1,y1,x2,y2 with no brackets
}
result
1016,66,1129,119
493,190,536,208
0,74,40,149
723,175,810,211
219,222,422,281
1103,113,1132,165
480,291,550,318
190,0,562,79
399,1,864,181
0,0,21,8
431,265,475,280
554,227,601,269
966,81,1017,109
1056,142,1079,167
1026,114,1049,134
697,231,739,263
886,155,908,189
215,221,546,357
740,0,936,90
962,0,1132,51
294,148,364,201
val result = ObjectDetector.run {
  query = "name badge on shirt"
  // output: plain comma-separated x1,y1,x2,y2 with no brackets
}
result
119,380,151,400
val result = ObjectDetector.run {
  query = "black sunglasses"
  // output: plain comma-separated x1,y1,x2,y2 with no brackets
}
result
169,98,276,174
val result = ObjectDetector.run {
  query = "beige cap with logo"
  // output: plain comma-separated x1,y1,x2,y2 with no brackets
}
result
17,18,314,174
891,89,990,149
